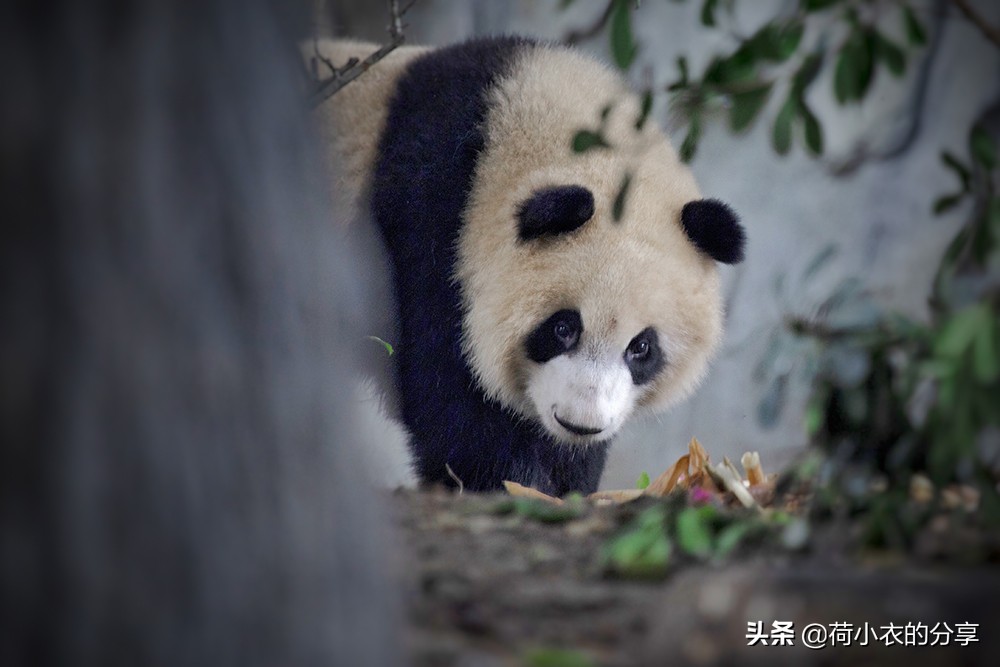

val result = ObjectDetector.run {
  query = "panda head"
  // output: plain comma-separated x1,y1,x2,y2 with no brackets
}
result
456,44,745,446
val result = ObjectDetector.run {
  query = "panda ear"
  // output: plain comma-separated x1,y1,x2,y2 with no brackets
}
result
680,199,746,264
517,185,595,242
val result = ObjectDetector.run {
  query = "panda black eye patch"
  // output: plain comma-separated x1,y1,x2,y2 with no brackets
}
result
517,185,595,242
525,309,582,363
624,327,665,385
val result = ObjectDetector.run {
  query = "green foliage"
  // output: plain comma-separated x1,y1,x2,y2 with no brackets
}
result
602,499,793,578
511,497,585,523
675,506,715,557
635,471,651,489
523,647,597,667
649,0,927,161
602,505,672,578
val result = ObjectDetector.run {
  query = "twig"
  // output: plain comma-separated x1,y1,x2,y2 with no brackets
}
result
564,0,615,45
308,0,411,108
445,463,464,494
950,0,1000,49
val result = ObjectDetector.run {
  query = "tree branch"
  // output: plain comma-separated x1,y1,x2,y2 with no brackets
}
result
308,0,411,108
950,0,1000,49
564,0,615,45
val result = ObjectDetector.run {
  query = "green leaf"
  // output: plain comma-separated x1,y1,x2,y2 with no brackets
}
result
513,498,583,523
676,507,713,558
667,56,689,91
680,116,701,162
792,52,824,94
804,400,825,436
833,29,874,104
775,22,805,60
833,42,855,104
753,21,804,62
571,130,608,153
700,0,718,27
973,314,999,384
729,82,772,133
802,0,840,11
612,173,632,222
941,151,971,191
636,471,650,490
610,0,637,70
903,4,927,46
874,31,906,77
970,125,998,170
603,507,671,578
799,101,824,155
523,648,597,667
933,192,964,215
772,96,797,155
714,522,753,558
635,89,654,130
367,335,394,356
935,306,985,359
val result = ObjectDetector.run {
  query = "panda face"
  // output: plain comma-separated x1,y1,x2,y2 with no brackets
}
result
454,43,741,449
523,309,667,444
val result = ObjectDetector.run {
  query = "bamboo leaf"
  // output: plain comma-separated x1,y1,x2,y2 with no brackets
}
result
932,192,964,215
612,172,632,221
792,51,824,93
800,101,824,155
874,31,906,77
973,312,999,384
802,0,839,11
942,151,971,191
970,125,997,170
610,0,638,70
635,89,654,130
680,116,701,162
730,82,773,133
572,130,609,153
667,56,689,91
772,96,797,155
903,4,927,46
701,0,718,27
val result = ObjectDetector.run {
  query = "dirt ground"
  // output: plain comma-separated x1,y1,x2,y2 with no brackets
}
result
390,488,1000,667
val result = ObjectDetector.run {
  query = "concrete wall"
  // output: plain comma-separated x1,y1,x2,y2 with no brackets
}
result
325,0,1000,489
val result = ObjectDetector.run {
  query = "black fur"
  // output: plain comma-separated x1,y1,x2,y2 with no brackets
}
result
680,198,746,264
525,309,583,363
517,185,595,241
371,37,608,495
624,327,666,385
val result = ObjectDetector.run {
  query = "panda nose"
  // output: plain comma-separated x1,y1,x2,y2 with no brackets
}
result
554,413,604,436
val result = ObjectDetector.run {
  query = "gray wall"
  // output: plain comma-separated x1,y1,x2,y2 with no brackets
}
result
327,0,1000,489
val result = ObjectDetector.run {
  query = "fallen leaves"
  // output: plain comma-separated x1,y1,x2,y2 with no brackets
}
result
503,437,778,509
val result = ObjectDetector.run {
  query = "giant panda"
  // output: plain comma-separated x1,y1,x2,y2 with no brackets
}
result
313,36,745,496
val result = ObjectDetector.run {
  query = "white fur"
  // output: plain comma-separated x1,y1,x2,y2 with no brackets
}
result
526,343,638,444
